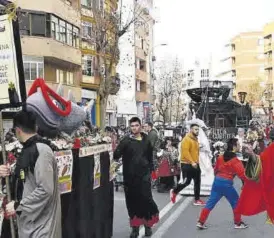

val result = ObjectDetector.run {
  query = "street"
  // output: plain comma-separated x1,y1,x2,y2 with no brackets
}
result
113,183,273,238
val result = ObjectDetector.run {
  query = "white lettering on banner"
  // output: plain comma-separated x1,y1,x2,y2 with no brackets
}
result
0,15,21,104
79,144,112,157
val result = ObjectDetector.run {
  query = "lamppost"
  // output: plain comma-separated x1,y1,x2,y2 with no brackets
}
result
149,43,167,122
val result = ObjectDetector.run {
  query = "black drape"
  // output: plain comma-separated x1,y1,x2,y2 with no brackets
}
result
61,149,114,238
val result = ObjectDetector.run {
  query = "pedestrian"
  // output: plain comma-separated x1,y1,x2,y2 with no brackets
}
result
5,110,62,238
170,123,205,206
144,122,160,160
114,117,159,238
196,138,248,230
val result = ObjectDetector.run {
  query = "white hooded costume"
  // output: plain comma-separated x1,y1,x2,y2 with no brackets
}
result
179,117,214,196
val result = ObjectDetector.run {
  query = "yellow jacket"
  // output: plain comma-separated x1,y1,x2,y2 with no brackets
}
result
180,133,199,164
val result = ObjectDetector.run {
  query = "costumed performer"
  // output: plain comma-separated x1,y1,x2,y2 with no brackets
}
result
197,138,248,230
236,129,274,224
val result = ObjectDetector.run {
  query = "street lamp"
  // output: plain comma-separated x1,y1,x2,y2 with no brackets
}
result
238,92,247,104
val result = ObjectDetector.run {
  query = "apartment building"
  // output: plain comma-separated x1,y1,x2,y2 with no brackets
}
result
217,32,264,100
14,0,82,100
135,0,154,122
80,0,118,126
264,21,274,102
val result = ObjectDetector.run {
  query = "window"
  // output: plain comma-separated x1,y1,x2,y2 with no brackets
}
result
82,21,93,40
82,55,94,76
51,15,80,48
201,69,209,78
31,14,46,36
51,15,59,40
56,69,64,83
23,56,44,81
59,20,66,43
19,12,30,35
67,72,74,85
136,80,140,91
73,27,80,48
258,38,264,46
81,0,92,8
139,60,146,71
67,23,73,46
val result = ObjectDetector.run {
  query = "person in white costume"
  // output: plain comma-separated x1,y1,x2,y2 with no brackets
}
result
180,117,214,196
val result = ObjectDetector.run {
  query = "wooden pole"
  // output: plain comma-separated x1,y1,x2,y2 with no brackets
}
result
0,110,16,238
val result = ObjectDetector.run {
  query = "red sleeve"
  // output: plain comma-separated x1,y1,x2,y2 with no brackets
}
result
232,158,246,181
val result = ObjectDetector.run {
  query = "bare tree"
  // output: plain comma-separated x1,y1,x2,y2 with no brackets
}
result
246,77,264,106
155,59,185,126
171,59,185,125
90,0,145,128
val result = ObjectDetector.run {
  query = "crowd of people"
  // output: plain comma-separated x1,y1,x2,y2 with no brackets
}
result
0,112,272,238
112,117,273,237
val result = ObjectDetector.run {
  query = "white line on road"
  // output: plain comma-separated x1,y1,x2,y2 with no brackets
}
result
138,195,185,238
150,197,192,238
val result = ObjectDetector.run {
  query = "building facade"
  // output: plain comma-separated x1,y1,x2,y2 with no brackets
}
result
264,21,274,104
15,0,82,101
80,0,119,127
135,0,154,123
217,32,264,100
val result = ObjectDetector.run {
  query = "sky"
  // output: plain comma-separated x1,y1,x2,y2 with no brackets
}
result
153,0,274,72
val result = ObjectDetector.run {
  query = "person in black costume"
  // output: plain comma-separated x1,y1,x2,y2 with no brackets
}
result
114,117,159,238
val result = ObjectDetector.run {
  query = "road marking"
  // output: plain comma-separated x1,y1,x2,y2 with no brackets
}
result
138,195,185,238
150,197,192,238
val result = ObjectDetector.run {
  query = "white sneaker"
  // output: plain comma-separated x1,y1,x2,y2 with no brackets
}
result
196,222,208,230
234,222,248,229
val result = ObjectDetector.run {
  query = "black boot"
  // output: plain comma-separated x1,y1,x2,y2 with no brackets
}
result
145,226,152,237
130,227,139,238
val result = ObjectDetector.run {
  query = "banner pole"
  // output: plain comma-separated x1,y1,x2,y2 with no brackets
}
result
0,110,16,238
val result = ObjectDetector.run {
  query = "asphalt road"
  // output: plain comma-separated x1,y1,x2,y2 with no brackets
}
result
113,184,273,238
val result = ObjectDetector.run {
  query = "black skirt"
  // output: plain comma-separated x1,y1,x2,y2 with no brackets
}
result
124,173,159,227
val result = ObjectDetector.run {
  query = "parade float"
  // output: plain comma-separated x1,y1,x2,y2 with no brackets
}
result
187,80,252,142
0,2,115,237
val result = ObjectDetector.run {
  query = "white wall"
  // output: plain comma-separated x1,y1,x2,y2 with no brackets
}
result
117,0,136,101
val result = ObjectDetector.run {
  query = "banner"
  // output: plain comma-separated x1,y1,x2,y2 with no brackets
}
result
0,14,23,106
79,144,112,157
93,153,101,189
55,150,73,194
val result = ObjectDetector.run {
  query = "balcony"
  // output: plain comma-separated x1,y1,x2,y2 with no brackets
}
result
21,36,81,66
25,81,82,101
17,0,81,27
136,69,148,82
136,91,150,102
265,56,273,69
136,47,147,60
81,41,96,55
264,43,272,53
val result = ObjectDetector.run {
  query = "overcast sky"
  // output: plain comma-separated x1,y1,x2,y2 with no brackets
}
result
153,0,274,71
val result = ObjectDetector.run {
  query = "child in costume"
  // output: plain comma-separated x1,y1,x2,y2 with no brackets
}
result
196,138,248,230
